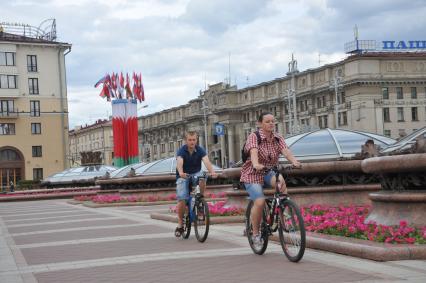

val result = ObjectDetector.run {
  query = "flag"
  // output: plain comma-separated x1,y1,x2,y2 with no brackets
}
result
125,73,133,99
94,74,107,88
139,73,145,101
111,73,117,91
104,83,111,101
132,72,141,102
117,72,124,98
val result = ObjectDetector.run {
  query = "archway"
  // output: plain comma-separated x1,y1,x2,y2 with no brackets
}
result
0,146,25,191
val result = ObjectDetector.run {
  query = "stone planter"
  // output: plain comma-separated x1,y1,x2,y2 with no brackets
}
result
361,153,426,227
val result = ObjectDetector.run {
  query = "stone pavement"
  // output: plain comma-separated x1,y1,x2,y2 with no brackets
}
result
1,200,425,283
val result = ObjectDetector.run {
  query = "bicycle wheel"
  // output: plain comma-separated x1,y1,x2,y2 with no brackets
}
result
194,198,210,242
278,199,306,262
182,204,191,239
245,200,268,255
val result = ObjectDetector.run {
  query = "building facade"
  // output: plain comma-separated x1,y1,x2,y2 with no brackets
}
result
138,52,426,168
68,119,113,167
0,23,71,188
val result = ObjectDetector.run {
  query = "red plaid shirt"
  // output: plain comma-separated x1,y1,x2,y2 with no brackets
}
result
240,129,287,184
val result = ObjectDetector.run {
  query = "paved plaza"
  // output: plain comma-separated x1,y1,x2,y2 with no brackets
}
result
1,200,426,283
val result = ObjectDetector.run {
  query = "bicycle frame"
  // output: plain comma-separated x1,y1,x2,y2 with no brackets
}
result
263,167,287,235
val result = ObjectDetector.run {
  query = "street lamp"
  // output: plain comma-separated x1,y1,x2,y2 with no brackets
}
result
285,54,299,136
332,70,342,128
201,99,209,153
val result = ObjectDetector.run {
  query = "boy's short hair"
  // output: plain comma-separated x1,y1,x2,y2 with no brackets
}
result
185,131,198,139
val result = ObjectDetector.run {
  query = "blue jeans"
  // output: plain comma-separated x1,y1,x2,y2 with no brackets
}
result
244,171,275,200
175,171,207,201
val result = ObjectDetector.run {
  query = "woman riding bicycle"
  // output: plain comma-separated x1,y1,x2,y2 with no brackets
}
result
240,112,301,247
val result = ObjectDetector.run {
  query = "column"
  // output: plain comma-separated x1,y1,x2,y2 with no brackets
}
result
227,126,235,165
220,135,226,168
198,134,204,150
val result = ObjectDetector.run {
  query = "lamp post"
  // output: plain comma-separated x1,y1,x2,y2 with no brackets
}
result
285,54,298,136
202,99,209,153
138,104,149,162
332,71,342,128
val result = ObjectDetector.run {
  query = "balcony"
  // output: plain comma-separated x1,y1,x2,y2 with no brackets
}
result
0,111,19,119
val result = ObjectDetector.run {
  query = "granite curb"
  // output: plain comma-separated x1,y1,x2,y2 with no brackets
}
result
80,198,227,208
150,212,426,261
150,212,244,224
0,191,98,202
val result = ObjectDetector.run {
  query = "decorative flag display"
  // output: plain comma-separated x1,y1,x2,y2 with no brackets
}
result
95,72,146,167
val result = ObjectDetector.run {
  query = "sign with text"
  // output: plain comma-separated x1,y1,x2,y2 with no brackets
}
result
214,123,225,136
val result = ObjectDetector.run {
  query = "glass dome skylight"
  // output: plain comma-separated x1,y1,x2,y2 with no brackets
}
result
283,128,396,161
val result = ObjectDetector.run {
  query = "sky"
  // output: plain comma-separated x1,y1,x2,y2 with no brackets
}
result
2,0,426,128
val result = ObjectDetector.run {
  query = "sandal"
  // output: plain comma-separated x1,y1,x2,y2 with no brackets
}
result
174,226,184,237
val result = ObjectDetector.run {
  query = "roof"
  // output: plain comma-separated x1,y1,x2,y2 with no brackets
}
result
0,31,71,46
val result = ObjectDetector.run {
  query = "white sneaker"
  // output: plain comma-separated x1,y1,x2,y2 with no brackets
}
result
251,234,264,248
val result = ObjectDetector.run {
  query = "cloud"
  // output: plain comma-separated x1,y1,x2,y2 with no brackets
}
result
1,0,424,128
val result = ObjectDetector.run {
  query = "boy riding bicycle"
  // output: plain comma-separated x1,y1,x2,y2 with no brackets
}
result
175,131,217,237
240,112,301,247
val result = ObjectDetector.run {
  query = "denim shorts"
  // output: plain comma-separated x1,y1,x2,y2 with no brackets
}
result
176,171,207,201
244,171,275,200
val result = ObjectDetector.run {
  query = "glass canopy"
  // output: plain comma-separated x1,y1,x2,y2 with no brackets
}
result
111,157,223,178
43,165,117,184
283,128,396,161
380,127,426,154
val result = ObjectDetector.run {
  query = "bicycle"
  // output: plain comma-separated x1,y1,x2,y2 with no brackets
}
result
245,165,306,262
180,173,210,242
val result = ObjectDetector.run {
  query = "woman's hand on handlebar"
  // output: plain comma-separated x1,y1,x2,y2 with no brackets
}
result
179,172,188,179
292,160,302,169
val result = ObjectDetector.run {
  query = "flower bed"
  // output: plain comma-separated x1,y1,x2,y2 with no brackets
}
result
169,201,244,217
0,189,98,202
302,204,426,245
74,192,227,204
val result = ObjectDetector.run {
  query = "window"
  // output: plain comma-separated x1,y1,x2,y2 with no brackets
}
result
177,140,183,148
33,168,43,181
160,144,165,153
338,92,346,104
397,107,404,122
153,145,157,155
382,87,389,99
0,52,15,66
0,100,14,116
32,146,42,157
396,87,403,99
31,123,41,134
169,142,174,152
411,87,417,99
0,75,17,89
384,130,391,137
318,115,328,129
28,78,39,94
30,101,40,117
0,123,15,135
316,97,321,108
411,107,418,121
338,112,347,126
383,108,390,122
27,55,37,72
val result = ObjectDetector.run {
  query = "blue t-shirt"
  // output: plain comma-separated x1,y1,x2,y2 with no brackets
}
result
175,145,207,179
